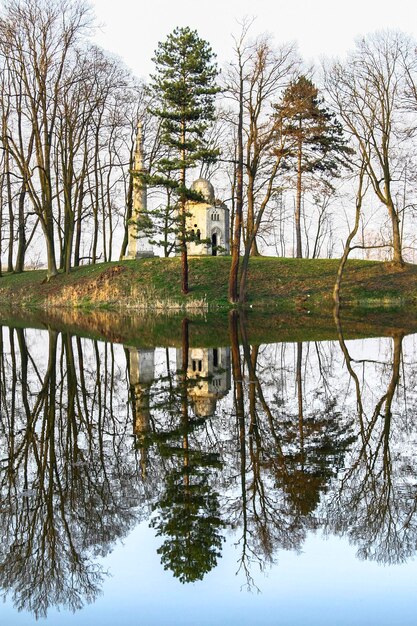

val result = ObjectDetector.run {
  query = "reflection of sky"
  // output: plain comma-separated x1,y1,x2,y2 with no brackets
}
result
2,521,417,625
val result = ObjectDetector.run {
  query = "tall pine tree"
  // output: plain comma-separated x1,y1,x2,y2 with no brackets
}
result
274,76,351,258
146,27,220,294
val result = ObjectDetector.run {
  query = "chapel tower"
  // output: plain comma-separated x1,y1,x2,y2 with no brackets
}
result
126,122,154,259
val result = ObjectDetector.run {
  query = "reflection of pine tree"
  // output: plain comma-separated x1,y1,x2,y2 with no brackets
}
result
141,320,225,583
151,450,224,583
147,404,225,583
276,397,356,516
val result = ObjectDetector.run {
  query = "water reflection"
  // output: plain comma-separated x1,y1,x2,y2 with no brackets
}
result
0,328,145,618
0,315,416,618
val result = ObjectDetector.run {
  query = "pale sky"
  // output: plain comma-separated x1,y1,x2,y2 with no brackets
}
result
91,0,417,80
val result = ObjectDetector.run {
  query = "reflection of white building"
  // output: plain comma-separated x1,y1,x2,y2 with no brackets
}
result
177,347,231,417
185,179,230,256
126,347,155,478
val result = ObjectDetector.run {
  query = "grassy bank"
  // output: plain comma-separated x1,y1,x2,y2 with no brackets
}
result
0,256,416,312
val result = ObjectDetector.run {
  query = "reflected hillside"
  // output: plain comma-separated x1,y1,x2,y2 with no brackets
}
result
1,313,417,616
2,306,417,348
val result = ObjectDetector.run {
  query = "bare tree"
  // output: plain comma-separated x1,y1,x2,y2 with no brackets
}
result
333,154,368,313
224,26,298,302
325,31,414,267
0,0,93,278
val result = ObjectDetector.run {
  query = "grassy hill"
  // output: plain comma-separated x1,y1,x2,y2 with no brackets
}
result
0,256,416,312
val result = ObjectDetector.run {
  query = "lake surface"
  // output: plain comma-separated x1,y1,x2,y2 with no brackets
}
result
1,312,417,624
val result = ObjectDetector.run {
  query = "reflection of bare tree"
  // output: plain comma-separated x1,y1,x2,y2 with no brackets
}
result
0,328,145,618
274,340,356,518
226,313,313,589
326,315,415,564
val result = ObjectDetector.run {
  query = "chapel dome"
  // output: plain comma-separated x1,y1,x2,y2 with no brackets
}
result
191,178,215,204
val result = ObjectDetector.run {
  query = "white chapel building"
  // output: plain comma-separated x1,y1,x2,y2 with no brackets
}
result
186,178,230,256
126,122,230,258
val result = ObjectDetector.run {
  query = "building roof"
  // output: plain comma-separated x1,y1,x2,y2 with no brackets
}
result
191,178,215,204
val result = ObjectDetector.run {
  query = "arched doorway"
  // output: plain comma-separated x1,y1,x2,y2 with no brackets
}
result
211,232,217,256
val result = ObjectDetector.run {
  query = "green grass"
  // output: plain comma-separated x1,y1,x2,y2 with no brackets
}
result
0,256,416,313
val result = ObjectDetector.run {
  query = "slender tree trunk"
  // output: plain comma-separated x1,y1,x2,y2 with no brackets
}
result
0,171,3,278
41,213,58,278
120,172,133,259
387,198,404,266
164,201,170,257
181,201,189,294
228,66,244,304
238,157,281,304
247,174,260,256
384,332,403,419
14,185,27,273
107,169,113,261
100,167,107,262
228,310,248,563
381,333,403,474
180,123,188,295
74,182,84,267
295,129,303,259
92,123,102,264
62,168,75,273
333,159,366,314
181,317,189,484
238,245,251,304
5,150,14,273
64,219,74,274
238,215,262,303
296,342,304,454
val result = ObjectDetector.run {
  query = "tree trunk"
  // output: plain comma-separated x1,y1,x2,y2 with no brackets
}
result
74,182,84,267
228,63,244,304
41,214,58,278
5,150,14,273
388,199,404,266
180,124,189,295
247,174,260,256
333,159,365,314
64,220,74,274
296,342,304,453
14,186,27,273
120,161,133,259
295,130,303,259
238,245,251,305
181,317,189,481
181,202,189,294
62,181,74,273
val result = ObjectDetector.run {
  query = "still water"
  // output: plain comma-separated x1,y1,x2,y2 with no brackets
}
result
0,313,417,625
